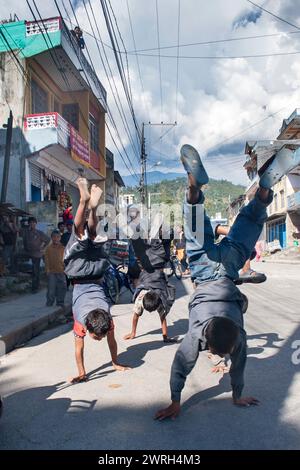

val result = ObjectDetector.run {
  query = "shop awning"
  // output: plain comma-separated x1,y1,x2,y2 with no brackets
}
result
0,203,30,217
27,143,104,186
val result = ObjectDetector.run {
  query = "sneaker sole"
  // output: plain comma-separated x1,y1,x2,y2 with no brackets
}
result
180,144,209,185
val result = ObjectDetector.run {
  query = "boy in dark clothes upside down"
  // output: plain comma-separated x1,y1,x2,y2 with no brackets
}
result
156,142,283,419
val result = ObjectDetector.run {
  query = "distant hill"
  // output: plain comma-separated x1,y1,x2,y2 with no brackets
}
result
121,176,245,218
122,171,185,187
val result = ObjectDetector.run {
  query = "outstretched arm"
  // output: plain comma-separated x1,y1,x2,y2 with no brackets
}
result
107,329,131,371
70,336,87,383
230,330,259,406
155,332,200,420
124,313,139,340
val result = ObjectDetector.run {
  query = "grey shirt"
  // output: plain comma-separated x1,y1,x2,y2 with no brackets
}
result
23,228,50,258
73,283,111,327
170,277,248,402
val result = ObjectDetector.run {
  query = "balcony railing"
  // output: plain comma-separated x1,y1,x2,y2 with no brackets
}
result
25,17,61,36
24,16,107,109
24,112,101,173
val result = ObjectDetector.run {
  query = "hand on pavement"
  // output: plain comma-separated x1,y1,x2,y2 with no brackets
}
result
233,396,260,407
155,402,181,421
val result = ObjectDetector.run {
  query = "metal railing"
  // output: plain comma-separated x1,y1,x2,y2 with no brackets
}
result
24,16,107,108
24,112,102,171
24,112,58,130
25,17,61,36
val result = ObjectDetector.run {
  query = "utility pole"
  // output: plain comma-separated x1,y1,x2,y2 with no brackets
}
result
140,122,147,206
1,110,13,203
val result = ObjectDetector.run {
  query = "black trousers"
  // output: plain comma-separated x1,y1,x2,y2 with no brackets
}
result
31,257,41,291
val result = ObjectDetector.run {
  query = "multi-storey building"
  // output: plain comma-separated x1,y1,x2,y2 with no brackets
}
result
0,16,107,230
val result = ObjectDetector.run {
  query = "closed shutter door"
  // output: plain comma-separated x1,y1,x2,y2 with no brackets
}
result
30,164,42,188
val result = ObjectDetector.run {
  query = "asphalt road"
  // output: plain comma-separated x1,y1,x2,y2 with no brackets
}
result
0,262,299,450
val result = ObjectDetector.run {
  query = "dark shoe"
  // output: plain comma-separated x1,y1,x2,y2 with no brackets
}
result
259,146,300,189
238,269,267,284
46,302,54,307
180,144,209,186
163,335,178,344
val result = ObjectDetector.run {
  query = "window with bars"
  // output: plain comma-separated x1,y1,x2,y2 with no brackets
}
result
62,103,79,130
89,113,99,153
31,79,48,114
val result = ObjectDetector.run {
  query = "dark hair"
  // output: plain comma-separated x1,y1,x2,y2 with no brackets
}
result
51,229,61,237
28,216,37,224
58,222,65,228
205,317,239,355
143,291,162,312
85,309,111,336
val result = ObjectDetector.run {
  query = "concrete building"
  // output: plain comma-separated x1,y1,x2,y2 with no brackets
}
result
102,148,124,213
243,110,300,250
119,193,135,208
0,17,107,232
227,195,246,227
114,171,125,213
210,212,228,228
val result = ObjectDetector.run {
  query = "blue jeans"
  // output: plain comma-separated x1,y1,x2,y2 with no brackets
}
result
184,190,273,283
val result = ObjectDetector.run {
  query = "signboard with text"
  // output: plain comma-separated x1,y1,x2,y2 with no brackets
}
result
69,125,90,164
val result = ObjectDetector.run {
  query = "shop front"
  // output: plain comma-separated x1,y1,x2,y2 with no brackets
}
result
266,216,287,250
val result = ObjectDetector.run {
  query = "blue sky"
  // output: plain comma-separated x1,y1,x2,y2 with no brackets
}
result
2,0,300,185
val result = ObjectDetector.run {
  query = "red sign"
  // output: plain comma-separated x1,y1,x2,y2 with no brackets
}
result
69,125,90,164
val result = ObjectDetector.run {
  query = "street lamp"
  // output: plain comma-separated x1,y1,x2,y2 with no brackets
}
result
147,161,161,172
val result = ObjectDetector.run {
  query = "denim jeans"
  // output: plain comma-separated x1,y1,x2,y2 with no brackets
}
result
184,189,273,283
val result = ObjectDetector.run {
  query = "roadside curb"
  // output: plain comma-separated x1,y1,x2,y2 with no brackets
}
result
1,302,72,355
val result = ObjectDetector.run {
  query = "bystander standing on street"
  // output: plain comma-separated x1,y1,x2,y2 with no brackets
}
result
44,229,67,307
22,217,50,293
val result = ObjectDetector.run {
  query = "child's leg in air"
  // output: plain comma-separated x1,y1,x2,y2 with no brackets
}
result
221,186,272,277
88,184,103,238
75,178,91,238
184,172,220,282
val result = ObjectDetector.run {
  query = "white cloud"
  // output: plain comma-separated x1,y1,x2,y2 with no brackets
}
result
2,0,300,185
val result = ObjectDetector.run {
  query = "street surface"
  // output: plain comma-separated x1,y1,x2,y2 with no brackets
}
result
0,262,299,449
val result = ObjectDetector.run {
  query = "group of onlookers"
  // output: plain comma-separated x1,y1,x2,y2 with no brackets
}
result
0,213,74,307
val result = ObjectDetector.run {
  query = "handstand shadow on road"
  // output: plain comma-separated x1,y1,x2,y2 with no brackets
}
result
0,382,98,449
184,326,300,448
88,338,178,377
1,326,300,449
134,318,189,340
